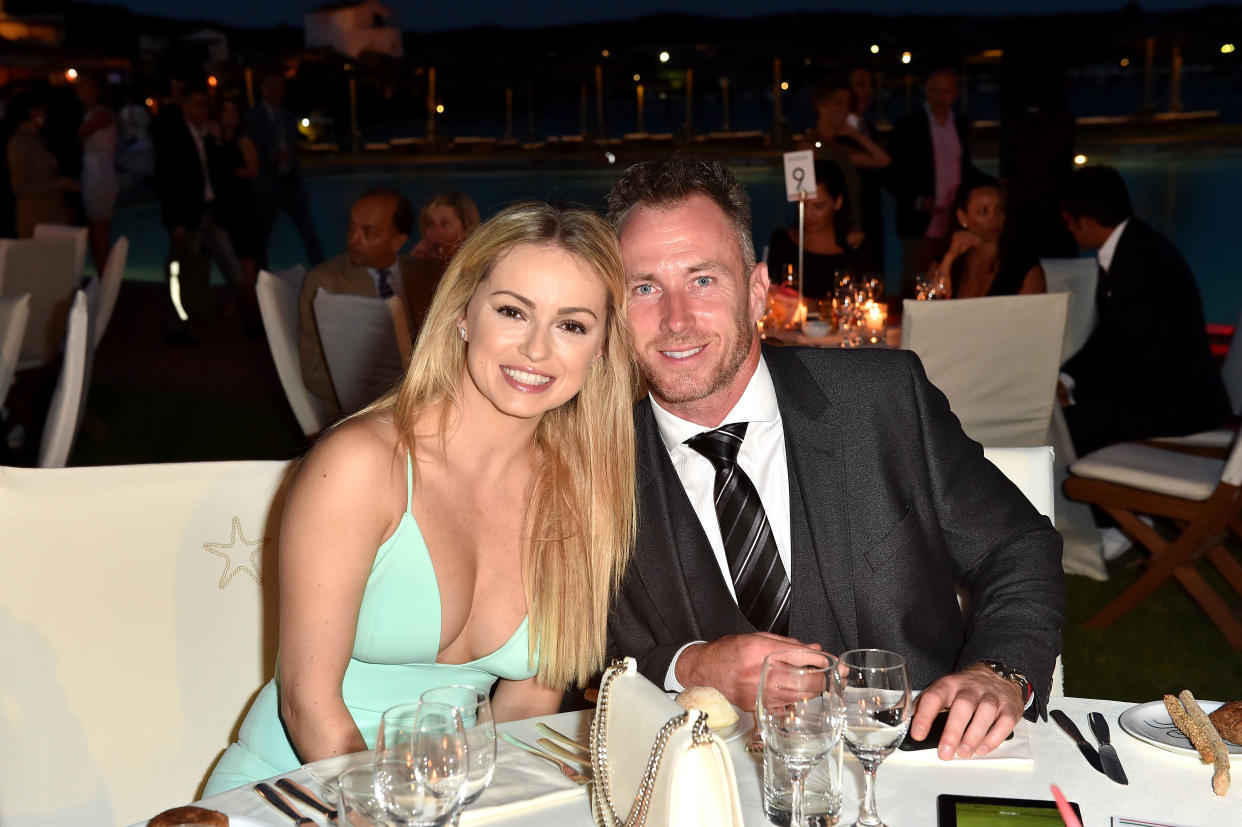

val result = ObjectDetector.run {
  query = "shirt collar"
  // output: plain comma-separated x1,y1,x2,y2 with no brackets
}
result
650,355,779,452
1096,217,1129,273
924,101,954,128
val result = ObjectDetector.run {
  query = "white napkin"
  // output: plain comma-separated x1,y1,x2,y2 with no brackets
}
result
884,718,1034,765
301,740,587,824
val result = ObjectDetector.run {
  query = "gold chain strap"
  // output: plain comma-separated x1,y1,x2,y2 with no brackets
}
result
589,663,710,827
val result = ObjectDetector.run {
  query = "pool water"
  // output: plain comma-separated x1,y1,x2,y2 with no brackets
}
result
113,152,1241,326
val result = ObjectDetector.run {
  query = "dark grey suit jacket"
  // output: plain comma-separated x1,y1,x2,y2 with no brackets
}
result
607,345,1065,715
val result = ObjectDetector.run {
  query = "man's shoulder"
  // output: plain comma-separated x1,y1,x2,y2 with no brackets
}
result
764,344,915,385
301,254,355,292
1117,219,1189,275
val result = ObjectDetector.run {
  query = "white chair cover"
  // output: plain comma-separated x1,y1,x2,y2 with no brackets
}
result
256,267,327,437
0,238,81,369
0,293,30,408
37,287,95,468
94,235,128,348
1219,305,1242,415
0,459,289,826
1041,257,1097,362
313,288,408,416
900,293,1069,448
33,222,89,278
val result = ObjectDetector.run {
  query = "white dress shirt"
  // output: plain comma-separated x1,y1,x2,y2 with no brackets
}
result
184,117,214,203
1096,217,1129,276
649,356,792,690
924,102,962,239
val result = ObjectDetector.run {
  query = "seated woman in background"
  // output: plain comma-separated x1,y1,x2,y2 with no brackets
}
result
935,177,1046,298
767,160,877,298
411,191,481,266
204,202,637,794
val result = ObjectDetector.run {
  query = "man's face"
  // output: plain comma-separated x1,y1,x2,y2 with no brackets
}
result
347,195,408,269
1060,211,1097,251
849,69,874,114
619,193,766,423
925,72,959,120
183,92,209,128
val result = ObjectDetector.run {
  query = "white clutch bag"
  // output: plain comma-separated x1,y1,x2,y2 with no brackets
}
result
588,657,744,827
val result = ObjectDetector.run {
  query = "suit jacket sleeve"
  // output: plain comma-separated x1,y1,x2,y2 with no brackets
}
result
298,264,342,419
902,352,1065,712
606,582,688,688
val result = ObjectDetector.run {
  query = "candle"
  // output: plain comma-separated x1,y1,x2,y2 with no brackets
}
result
863,301,887,344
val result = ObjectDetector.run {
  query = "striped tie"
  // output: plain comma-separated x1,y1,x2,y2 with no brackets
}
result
376,267,394,299
686,422,791,636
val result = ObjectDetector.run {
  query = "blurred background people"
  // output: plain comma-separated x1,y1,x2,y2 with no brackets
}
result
847,65,887,269
410,191,480,268
75,74,118,275
5,91,74,237
888,67,981,287
766,159,876,298
246,71,324,271
935,177,1045,298
213,97,262,331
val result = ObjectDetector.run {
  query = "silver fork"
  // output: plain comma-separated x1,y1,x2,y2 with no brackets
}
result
501,733,591,784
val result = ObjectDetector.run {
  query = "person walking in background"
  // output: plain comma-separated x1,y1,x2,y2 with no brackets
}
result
214,97,262,332
246,72,324,270
888,67,981,288
75,74,118,275
5,91,74,238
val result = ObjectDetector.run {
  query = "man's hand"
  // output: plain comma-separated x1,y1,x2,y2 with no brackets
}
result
909,663,1024,760
676,633,822,709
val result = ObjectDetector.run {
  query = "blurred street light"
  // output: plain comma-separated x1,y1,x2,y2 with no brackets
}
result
66,68,78,81
1222,43,1236,54
659,51,670,63
870,44,880,54
1074,154,1088,166
901,51,912,64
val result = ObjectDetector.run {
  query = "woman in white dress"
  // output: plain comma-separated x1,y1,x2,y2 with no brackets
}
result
75,75,118,275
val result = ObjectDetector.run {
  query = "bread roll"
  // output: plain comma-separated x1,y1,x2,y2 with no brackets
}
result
676,686,739,730
1209,700,1242,745
146,805,228,827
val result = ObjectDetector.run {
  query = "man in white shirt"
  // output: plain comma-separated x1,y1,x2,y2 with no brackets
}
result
605,156,1064,760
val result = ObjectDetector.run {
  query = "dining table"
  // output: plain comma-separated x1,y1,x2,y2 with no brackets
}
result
134,695,1236,827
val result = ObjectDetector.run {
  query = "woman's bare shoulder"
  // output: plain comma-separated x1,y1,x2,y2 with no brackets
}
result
294,413,405,498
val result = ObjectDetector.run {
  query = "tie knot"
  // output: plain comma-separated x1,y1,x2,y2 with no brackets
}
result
686,422,749,468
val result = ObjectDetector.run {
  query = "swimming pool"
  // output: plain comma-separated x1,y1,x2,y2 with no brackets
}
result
113,151,1241,326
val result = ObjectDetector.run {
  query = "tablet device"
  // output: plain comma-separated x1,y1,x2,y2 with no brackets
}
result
937,794,1081,825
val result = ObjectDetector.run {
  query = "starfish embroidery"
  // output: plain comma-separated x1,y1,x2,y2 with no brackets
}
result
203,516,264,588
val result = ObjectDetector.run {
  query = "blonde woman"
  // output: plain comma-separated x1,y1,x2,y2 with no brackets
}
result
412,191,482,263
205,202,636,794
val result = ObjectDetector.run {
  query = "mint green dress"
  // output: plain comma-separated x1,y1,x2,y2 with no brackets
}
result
203,458,538,795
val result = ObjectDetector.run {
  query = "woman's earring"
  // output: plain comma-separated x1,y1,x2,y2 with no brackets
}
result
458,327,467,341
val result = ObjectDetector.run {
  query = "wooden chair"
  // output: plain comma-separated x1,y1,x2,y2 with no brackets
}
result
1064,436,1242,648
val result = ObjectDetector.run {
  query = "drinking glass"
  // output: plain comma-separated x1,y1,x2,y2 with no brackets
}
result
338,763,392,826
757,651,843,827
839,649,912,827
374,701,467,826
420,685,496,825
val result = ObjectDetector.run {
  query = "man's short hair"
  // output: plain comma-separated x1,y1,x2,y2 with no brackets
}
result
605,156,755,274
926,65,959,85
1061,165,1132,228
811,77,854,109
358,186,415,237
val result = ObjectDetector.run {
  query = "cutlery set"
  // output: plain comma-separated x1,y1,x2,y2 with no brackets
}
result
1051,709,1129,785
501,724,593,784
253,779,339,824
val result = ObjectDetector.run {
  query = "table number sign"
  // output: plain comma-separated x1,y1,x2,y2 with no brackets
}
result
782,150,818,202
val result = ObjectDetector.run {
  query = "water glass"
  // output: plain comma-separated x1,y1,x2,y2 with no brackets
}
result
420,685,496,824
757,651,844,827
839,649,912,827
374,701,467,826
338,763,392,826
762,738,843,826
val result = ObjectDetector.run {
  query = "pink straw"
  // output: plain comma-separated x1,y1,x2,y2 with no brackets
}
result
1050,784,1084,827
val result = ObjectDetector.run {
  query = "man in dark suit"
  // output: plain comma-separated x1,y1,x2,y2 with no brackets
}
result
1058,166,1228,456
246,72,324,271
606,156,1064,760
154,85,244,340
299,187,439,420
887,67,981,286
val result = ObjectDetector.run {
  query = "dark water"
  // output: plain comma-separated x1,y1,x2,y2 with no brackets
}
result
114,150,1241,326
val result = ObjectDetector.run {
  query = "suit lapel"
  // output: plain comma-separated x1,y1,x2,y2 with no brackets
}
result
634,400,750,640
764,347,855,653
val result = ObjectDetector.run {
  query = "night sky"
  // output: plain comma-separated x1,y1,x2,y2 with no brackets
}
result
78,0,1228,31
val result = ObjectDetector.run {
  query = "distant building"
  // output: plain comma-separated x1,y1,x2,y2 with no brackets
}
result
182,28,230,68
0,0,62,45
304,0,402,59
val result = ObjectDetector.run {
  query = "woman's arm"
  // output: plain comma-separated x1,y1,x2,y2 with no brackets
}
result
278,419,403,762
1018,263,1047,295
490,676,565,722
236,134,261,179
77,107,114,141
839,125,891,169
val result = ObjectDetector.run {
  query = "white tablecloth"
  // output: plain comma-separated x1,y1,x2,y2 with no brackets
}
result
143,697,1234,827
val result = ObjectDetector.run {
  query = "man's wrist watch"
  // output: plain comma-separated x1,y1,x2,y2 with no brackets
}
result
978,659,1034,710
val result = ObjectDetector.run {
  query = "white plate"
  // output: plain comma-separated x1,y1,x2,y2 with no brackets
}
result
1118,700,1242,756
712,705,755,744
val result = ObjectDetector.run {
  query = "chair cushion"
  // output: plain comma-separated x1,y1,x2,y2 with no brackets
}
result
1070,442,1224,501
1148,429,1235,449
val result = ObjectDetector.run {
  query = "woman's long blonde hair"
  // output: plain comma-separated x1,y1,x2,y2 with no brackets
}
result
368,201,636,689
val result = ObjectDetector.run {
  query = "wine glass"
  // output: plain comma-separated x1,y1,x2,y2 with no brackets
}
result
839,649,912,827
338,763,391,826
756,650,843,827
420,685,496,825
374,701,467,826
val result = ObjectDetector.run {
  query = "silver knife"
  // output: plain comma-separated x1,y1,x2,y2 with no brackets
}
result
1050,709,1103,775
1088,711,1129,785
276,778,338,821
254,782,314,825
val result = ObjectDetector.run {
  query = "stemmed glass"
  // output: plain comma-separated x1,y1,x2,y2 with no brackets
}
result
374,701,468,826
756,650,844,827
420,685,496,825
839,649,912,827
